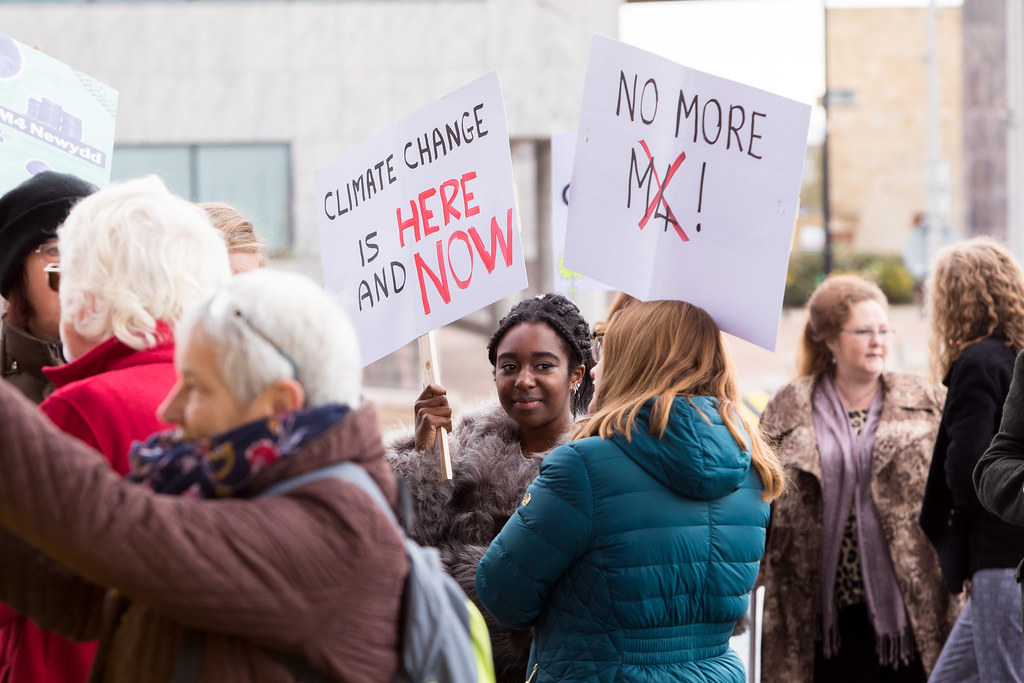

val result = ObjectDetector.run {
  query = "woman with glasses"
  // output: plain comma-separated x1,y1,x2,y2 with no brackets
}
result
0,171,95,404
387,293,593,683
920,237,1024,681
476,299,784,682
0,175,230,683
758,274,958,683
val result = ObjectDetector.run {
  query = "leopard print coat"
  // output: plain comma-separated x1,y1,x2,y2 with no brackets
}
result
757,372,961,682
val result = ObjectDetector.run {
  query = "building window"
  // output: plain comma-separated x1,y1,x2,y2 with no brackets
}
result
111,143,292,254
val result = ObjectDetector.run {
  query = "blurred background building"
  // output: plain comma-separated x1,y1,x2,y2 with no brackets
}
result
3,0,1023,408
825,3,964,254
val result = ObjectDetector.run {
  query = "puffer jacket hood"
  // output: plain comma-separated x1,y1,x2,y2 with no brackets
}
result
477,392,769,683
614,396,751,501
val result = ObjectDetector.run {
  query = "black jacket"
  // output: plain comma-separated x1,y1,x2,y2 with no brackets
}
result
976,348,1024,531
922,336,1024,593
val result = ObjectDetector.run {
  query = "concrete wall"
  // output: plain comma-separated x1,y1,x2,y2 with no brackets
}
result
3,0,620,261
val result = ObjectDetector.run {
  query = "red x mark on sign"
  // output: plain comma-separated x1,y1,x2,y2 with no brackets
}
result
637,140,689,243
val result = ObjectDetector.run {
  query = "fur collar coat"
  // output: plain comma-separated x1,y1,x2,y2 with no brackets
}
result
387,403,565,683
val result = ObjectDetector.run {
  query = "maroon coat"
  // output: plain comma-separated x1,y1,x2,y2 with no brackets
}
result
0,327,178,683
0,380,409,682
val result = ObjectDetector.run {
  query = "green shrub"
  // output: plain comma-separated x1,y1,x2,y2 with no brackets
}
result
784,251,918,307
783,252,825,307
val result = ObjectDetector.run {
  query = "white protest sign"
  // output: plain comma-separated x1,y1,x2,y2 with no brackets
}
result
0,33,118,194
550,131,610,295
564,35,811,351
316,71,527,366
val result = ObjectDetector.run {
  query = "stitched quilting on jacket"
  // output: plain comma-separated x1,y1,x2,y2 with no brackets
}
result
1,327,176,683
477,396,769,683
0,381,409,683
758,372,961,682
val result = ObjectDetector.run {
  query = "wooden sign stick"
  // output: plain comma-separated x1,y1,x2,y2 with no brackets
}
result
418,331,453,481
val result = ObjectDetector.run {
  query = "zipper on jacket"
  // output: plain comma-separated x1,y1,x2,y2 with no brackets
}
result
524,662,538,683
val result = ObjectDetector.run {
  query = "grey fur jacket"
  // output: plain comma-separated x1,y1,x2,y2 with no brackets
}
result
386,403,561,683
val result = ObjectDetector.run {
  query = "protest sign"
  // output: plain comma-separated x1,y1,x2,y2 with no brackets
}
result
564,35,811,351
0,34,117,194
550,131,610,296
316,71,527,366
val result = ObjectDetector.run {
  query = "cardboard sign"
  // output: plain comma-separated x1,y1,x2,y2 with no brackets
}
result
316,72,527,366
0,34,118,194
550,131,610,296
564,35,811,351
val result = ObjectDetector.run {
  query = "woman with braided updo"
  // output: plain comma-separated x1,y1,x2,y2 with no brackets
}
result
386,293,594,683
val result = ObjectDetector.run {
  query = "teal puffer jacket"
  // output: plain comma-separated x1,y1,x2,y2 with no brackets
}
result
476,396,769,683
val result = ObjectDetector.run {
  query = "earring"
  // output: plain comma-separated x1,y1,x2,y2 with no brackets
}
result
831,356,837,364
571,384,579,395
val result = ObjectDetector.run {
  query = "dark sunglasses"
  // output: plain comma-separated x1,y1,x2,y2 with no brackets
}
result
44,263,60,292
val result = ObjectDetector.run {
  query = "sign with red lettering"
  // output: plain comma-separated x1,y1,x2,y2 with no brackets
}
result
564,35,811,351
316,72,527,365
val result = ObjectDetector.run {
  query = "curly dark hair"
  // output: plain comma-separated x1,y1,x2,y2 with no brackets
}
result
486,293,594,416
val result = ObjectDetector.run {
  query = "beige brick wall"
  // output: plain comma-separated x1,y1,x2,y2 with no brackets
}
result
827,7,963,255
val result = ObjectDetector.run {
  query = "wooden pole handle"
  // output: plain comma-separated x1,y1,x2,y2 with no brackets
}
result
418,332,453,481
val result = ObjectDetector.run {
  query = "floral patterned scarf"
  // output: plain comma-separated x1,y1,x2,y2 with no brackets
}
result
127,404,350,499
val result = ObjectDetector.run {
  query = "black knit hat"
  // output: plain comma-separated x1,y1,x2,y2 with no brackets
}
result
0,171,97,297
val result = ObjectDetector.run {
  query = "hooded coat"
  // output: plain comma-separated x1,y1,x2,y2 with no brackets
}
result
476,396,768,683
0,380,408,682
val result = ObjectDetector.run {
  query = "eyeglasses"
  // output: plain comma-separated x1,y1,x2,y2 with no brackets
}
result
591,330,604,363
232,308,302,385
32,241,60,266
841,328,896,340
43,263,60,292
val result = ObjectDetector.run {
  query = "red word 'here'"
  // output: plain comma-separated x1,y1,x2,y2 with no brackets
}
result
397,172,480,248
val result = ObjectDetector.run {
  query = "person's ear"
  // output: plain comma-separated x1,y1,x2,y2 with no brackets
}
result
571,363,586,389
824,335,839,357
263,378,306,414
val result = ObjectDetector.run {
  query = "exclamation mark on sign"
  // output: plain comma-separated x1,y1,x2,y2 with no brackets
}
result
696,162,706,232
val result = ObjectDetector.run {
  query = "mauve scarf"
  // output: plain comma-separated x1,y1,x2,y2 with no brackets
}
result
813,373,914,667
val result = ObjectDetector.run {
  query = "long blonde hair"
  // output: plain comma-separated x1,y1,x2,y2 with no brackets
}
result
575,300,784,501
929,237,1024,379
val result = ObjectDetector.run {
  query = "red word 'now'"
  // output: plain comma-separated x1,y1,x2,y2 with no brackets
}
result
414,208,516,315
